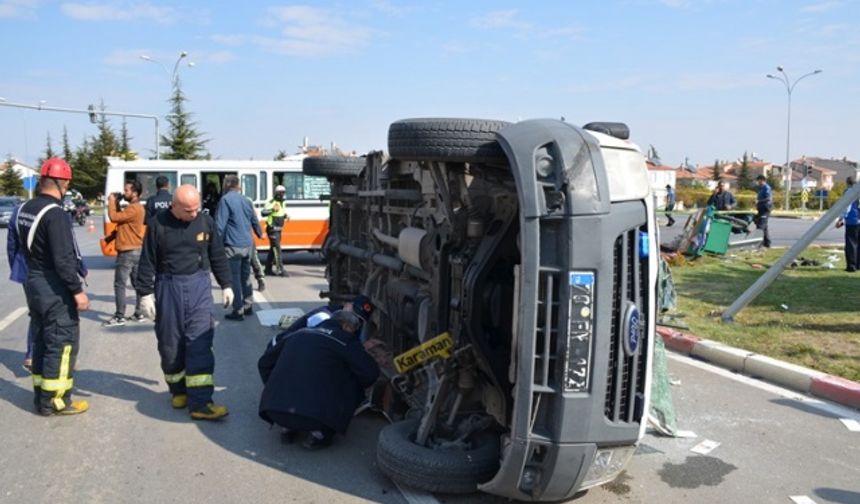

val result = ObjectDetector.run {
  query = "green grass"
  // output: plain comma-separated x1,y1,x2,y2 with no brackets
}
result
668,245,860,382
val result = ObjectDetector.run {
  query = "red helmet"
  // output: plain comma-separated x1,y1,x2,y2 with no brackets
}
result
40,158,72,180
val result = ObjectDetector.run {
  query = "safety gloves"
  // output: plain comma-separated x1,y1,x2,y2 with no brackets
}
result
222,287,234,309
140,294,156,320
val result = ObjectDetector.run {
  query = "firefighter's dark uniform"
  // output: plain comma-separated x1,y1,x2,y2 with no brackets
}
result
136,210,232,410
144,188,172,224
17,194,85,413
258,319,380,435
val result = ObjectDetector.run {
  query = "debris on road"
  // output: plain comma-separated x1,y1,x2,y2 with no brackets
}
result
690,439,721,455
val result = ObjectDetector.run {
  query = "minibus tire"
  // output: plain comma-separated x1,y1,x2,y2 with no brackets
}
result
302,156,366,178
377,419,500,494
388,118,510,164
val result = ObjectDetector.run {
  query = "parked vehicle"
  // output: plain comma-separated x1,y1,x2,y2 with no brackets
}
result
101,157,331,256
310,118,658,501
0,196,23,228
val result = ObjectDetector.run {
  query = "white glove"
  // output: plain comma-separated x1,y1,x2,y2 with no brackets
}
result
222,288,234,309
140,294,156,320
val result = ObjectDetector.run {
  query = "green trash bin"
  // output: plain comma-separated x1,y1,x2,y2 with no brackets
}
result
703,218,732,254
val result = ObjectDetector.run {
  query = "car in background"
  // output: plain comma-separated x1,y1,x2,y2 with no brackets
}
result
0,196,24,228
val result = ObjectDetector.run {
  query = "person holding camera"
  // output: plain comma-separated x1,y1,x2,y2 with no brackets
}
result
103,180,146,327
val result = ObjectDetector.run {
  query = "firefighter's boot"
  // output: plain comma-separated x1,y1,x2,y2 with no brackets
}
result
171,394,188,409
40,399,89,416
190,403,228,421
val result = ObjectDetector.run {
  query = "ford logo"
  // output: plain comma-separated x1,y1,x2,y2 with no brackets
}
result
622,302,641,356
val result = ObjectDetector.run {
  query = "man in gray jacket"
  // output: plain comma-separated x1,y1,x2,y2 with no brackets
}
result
215,175,263,321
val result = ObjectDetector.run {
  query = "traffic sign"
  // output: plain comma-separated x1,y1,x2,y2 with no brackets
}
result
815,190,828,198
22,175,38,191
801,189,809,203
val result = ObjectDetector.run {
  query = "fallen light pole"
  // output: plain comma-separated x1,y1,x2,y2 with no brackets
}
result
721,182,860,322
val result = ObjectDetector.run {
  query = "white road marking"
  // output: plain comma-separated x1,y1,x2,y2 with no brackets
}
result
789,496,817,504
253,290,272,311
690,439,720,455
667,352,860,422
0,307,28,333
839,418,860,432
393,481,441,504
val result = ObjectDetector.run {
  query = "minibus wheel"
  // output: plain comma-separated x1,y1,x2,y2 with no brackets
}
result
302,156,366,178
388,118,510,164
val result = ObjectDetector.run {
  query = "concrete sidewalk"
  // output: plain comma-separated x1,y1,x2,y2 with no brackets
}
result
657,326,860,410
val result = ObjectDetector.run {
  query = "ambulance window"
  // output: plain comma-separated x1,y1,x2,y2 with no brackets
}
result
180,174,197,188
260,171,268,201
125,171,177,200
242,174,258,201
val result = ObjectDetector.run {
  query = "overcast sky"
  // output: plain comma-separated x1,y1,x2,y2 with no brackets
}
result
1,0,858,168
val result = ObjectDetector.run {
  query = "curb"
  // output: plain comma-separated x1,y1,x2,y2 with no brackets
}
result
656,326,860,410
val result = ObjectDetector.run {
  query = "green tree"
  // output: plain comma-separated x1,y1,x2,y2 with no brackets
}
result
737,152,754,190
70,136,99,199
0,157,24,196
79,102,119,197
117,119,137,160
38,132,55,167
62,126,73,162
712,159,722,181
766,172,782,192
273,150,288,161
160,79,209,160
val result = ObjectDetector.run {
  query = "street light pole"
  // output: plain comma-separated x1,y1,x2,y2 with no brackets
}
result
767,66,822,210
140,51,192,89
0,99,160,159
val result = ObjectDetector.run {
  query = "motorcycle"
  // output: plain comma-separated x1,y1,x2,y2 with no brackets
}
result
63,197,88,226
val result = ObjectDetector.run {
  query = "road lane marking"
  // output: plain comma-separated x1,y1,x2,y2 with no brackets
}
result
393,481,441,504
667,353,860,422
253,290,272,311
0,307,28,334
839,418,860,432
789,496,817,504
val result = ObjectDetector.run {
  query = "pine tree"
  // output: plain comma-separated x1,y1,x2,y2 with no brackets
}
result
712,159,722,181
0,156,24,196
38,132,55,167
737,152,754,190
161,79,209,160
62,126,73,162
82,102,119,198
118,119,137,160
71,136,99,198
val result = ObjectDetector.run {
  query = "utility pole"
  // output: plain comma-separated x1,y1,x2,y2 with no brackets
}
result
0,99,160,159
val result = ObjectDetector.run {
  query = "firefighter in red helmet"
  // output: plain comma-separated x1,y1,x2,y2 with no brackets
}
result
17,158,91,416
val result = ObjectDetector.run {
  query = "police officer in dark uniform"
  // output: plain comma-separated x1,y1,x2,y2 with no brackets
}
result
755,175,773,248
136,184,234,420
18,158,91,416
145,175,172,224
259,309,380,449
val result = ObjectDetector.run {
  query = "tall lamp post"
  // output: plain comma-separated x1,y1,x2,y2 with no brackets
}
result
140,51,194,88
766,66,822,210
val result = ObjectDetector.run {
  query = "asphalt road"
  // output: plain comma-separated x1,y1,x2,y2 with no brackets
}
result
0,225,858,504
659,214,845,249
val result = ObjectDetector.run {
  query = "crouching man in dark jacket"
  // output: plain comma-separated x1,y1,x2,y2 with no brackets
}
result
259,310,380,450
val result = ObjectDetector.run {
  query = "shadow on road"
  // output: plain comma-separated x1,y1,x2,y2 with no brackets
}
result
769,398,842,420
815,487,860,504
188,305,405,503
